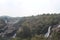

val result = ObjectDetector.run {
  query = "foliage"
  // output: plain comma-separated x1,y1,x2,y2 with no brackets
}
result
0,14,60,40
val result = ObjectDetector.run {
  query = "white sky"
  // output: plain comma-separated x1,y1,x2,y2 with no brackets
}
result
0,0,60,17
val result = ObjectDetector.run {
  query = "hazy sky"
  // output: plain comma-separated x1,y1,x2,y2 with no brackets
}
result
0,0,60,17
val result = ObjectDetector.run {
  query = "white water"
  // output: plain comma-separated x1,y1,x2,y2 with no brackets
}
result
5,20,7,23
12,33,16,38
58,25,60,28
45,26,51,37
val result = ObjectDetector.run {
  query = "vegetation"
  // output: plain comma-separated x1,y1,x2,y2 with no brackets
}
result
0,14,60,40
0,18,6,29
13,14,60,40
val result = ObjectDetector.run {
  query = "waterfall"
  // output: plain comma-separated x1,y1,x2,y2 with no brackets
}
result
58,25,60,28
5,20,7,23
45,26,51,37
12,33,16,38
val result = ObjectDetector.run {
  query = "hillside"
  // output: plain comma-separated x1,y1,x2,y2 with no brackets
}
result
0,14,60,40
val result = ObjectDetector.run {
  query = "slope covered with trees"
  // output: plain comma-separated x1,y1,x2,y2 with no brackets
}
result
0,14,60,40
13,14,60,40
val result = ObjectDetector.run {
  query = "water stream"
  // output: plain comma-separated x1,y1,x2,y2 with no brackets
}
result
45,26,51,37
5,20,7,23
12,33,16,38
